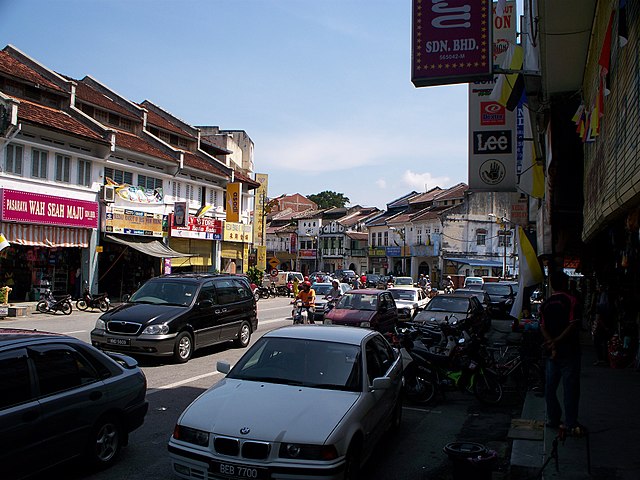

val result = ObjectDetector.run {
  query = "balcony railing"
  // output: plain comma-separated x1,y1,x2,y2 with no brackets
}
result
321,248,344,257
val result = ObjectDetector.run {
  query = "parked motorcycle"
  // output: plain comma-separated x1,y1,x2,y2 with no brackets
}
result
392,324,502,405
37,289,73,315
76,285,110,312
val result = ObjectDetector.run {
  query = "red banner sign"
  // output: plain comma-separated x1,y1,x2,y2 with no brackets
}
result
0,188,98,228
412,0,493,87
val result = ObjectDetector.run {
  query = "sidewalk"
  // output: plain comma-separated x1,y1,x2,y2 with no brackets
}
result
515,332,640,479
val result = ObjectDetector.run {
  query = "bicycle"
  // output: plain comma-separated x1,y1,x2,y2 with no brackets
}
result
485,341,544,400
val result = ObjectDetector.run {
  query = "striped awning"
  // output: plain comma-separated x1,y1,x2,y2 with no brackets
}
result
0,222,90,248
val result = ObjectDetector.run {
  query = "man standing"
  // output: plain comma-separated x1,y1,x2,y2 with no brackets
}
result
540,270,583,435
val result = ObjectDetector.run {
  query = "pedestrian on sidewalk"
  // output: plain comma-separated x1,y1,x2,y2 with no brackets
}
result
540,270,583,435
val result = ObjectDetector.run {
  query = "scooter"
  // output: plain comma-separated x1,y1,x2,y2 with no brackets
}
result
76,283,110,312
291,299,314,324
37,289,73,315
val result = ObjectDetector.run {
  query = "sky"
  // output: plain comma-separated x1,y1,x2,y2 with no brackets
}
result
0,0,491,209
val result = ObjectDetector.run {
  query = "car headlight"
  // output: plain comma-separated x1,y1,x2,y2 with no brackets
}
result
94,319,106,330
142,324,170,335
172,425,210,447
360,321,371,328
279,443,338,460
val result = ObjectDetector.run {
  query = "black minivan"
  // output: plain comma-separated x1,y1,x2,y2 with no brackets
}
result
91,274,258,363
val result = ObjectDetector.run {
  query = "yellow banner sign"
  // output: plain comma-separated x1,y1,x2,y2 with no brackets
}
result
257,245,267,271
252,173,268,245
224,222,252,243
226,182,240,223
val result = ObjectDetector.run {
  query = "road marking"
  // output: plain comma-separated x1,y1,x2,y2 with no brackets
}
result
258,305,293,312
63,330,87,334
147,371,221,396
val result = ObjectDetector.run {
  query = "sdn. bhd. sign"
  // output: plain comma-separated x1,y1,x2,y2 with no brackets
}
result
411,0,493,87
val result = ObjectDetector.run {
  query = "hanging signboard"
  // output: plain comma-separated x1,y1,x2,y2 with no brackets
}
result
411,0,493,87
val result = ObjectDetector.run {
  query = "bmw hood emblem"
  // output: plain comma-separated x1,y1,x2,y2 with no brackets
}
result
240,427,251,435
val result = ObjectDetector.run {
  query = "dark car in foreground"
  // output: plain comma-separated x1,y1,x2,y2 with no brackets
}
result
0,328,148,479
91,273,258,363
413,293,490,334
323,288,398,333
482,282,516,318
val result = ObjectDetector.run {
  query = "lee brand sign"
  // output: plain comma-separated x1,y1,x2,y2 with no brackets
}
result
412,0,493,87
0,188,98,228
468,0,517,192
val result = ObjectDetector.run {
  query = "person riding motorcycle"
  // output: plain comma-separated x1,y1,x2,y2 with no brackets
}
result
326,280,342,300
292,281,316,324
444,275,455,294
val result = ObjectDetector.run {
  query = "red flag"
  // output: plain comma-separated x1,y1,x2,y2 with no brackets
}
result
598,12,614,74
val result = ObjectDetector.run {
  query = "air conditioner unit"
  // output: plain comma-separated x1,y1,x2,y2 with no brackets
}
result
100,185,115,203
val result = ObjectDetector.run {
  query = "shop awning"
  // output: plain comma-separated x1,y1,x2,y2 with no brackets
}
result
104,234,194,258
0,222,90,247
444,257,504,268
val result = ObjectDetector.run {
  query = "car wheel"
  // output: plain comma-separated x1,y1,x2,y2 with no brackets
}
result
87,415,122,469
61,301,73,315
76,299,88,311
234,321,251,348
343,441,362,480
173,331,193,363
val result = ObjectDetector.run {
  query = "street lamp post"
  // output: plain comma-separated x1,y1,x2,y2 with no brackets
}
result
489,213,510,279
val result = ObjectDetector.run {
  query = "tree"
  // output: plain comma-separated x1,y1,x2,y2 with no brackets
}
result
307,191,350,209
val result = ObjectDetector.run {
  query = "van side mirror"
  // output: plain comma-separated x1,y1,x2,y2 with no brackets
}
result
122,294,131,302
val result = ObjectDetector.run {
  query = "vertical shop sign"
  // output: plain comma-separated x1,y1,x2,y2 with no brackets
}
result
412,0,493,87
226,183,240,223
468,0,517,191
252,174,268,245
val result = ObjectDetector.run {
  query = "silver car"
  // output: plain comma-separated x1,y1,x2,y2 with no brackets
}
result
168,325,403,480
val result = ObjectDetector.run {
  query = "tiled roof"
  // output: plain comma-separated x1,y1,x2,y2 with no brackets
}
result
183,151,228,178
408,187,444,204
387,212,412,225
233,170,260,189
346,232,368,240
411,205,450,222
365,210,404,227
15,97,108,143
435,183,468,201
74,80,139,120
115,130,175,161
144,107,194,138
0,50,64,92
387,191,420,209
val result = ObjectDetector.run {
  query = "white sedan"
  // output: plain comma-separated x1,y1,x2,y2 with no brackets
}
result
388,286,430,319
168,325,403,480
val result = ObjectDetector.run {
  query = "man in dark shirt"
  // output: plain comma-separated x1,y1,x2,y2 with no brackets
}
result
540,270,582,434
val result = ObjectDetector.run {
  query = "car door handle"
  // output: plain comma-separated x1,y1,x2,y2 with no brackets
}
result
214,308,228,314
90,391,103,401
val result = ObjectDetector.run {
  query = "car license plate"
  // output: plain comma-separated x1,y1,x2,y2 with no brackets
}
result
209,460,267,479
107,337,130,346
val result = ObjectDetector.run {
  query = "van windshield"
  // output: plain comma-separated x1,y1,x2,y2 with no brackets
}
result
130,280,198,306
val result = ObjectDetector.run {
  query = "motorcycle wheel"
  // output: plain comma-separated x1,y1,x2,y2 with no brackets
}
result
253,290,260,302
76,299,88,311
473,369,503,405
403,366,436,404
61,301,73,315
98,300,110,312
259,288,270,300
36,300,48,313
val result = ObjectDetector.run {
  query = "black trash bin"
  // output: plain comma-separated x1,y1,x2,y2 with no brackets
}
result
443,442,497,480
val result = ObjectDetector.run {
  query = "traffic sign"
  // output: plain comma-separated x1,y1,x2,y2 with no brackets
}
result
268,257,280,269
270,268,278,277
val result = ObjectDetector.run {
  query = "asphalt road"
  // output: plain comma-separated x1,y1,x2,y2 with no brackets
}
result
1,297,522,480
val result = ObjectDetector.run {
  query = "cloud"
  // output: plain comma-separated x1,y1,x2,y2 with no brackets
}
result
376,179,387,188
402,170,452,191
